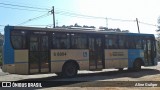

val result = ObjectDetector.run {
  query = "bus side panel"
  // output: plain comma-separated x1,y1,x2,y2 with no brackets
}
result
2,26,15,73
14,50,28,74
50,49,89,73
128,49,144,68
105,49,128,69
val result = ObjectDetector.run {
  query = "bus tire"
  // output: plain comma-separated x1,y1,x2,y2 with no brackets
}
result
55,72,63,77
62,62,78,77
118,68,123,71
128,68,133,71
133,59,141,71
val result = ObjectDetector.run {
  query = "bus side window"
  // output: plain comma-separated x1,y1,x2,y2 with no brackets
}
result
11,30,26,49
105,35,110,49
105,39,108,49
105,35,117,49
52,33,57,49
71,33,87,49
118,35,125,49
30,42,38,51
52,33,70,49
108,39,113,48
60,41,66,49
11,36,22,49
135,37,142,49
153,39,156,57
127,36,136,49
41,36,48,51
142,39,147,50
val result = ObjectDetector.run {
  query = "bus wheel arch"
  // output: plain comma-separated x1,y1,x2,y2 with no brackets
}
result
62,60,79,77
133,58,143,71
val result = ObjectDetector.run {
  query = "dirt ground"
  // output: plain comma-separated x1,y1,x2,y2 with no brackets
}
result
0,62,160,90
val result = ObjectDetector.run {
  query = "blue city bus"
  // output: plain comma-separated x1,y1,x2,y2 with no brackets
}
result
2,26,158,77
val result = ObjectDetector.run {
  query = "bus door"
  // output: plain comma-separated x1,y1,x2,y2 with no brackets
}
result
89,36,104,70
143,38,155,66
29,33,50,74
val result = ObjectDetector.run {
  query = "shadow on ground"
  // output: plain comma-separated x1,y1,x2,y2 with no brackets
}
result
14,68,160,89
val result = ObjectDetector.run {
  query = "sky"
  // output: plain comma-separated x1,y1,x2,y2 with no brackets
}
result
0,0,160,35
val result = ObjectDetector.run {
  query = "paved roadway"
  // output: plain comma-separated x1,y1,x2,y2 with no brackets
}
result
0,62,159,90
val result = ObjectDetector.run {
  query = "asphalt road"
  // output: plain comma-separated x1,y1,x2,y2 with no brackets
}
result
0,62,159,80
0,62,159,90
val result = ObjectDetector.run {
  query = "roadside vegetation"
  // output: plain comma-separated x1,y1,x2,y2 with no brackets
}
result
0,46,2,66
0,34,3,66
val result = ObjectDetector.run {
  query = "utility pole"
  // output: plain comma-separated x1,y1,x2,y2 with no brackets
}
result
136,18,140,33
51,6,55,28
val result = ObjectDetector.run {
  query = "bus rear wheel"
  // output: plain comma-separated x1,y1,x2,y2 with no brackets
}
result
62,62,78,77
133,59,141,71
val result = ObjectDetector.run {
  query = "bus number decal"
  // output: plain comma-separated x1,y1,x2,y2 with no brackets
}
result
53,52,67,56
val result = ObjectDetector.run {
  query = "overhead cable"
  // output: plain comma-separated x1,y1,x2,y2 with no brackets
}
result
0,2,50,10
0,5,48,12
139,21,158,27
55,10,135,22
17,13,51,25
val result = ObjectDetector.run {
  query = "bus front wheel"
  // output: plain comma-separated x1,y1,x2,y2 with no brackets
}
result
133,59,142,71
62,62,78,77
118,68,123,71
55,72,63,77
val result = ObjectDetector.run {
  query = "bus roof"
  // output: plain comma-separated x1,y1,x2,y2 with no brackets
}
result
5,26,155,37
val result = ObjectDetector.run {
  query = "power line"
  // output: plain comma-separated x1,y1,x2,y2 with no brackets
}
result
0,5,48,12
0,2,153,25
139,21,158,27
18,13,51,25
55,8,80,14
107,18,135,22
0,2,50,10
57,11,157,27
54,8,158,27
0,2,157,28
55,10,135,22
17,13,51,25
56,11,106,19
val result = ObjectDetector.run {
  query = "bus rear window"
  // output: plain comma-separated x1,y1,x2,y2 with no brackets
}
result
11,30,26,49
